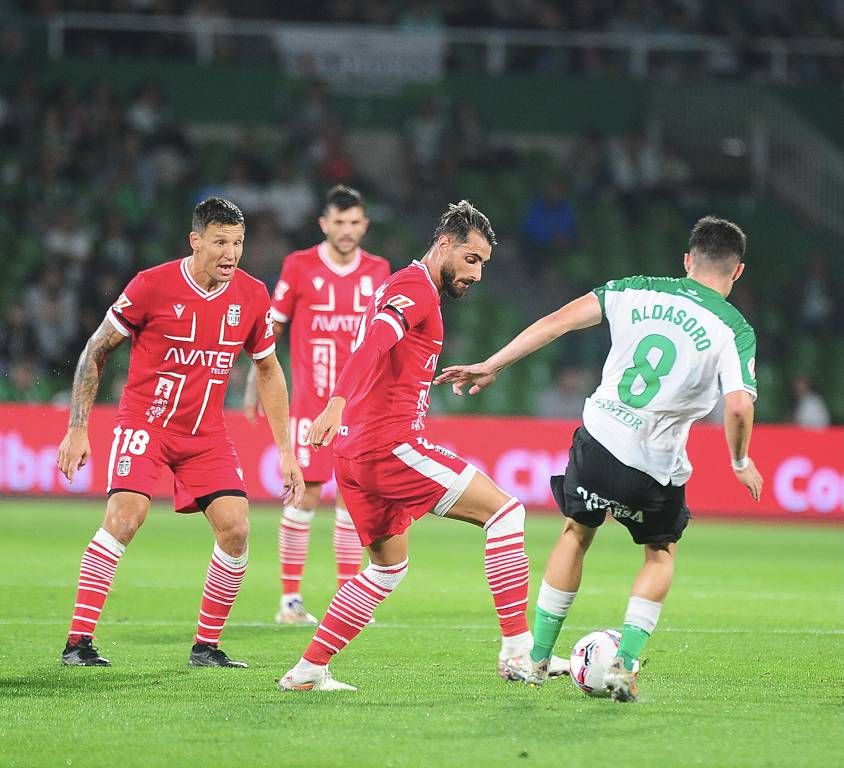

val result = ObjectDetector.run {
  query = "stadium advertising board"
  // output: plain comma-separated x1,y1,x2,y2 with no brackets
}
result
0,404,841,521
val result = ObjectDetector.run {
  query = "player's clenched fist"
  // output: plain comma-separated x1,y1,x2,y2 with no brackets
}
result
306,396,346,449
57,427,91,483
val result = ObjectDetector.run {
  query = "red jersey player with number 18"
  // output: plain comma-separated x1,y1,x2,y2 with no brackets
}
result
244,186,390,625
279,201,565,692
57,198,304,669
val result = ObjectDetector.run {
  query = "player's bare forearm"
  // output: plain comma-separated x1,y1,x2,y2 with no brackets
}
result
69,319,127,428
253,354,294,450
485,293,603,374
723,390,755,460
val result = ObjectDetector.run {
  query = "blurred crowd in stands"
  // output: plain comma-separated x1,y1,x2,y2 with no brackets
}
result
0,49,841,422
4,1,843,82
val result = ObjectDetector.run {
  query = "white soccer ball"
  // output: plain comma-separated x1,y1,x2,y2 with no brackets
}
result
569,629,624,697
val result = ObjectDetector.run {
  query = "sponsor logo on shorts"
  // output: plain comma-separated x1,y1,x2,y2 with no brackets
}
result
576,485,644,523
297,446,311,467
116,456,132,477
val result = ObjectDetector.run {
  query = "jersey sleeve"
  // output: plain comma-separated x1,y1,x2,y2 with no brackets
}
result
244,283,277,360
106,272,150,336
381,276,435,331
717,324,757,401
270,253,298,324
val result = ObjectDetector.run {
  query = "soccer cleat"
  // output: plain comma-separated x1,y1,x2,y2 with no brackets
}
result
278,666,357,692
548,655,571,677
498,654,549,686
61,636,111,667
275,597,318,626
188,643,248,668
603,657,640,702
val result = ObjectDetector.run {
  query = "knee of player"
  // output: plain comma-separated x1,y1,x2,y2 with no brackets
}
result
483,497,526,534
364,558,409,590
220,518,250,550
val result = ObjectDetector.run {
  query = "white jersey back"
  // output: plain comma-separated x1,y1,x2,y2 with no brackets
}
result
583,276,757,486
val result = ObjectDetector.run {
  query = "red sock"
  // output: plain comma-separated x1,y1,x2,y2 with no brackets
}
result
303,559,408,665
194,544,247,645
484,498,530,637
279,507,313,595
68,528,126,642
333,507,363,589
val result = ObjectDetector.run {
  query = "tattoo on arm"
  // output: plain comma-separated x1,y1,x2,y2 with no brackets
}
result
69,319,127,428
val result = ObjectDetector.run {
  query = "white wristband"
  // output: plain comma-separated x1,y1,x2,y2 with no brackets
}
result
731,457,750,471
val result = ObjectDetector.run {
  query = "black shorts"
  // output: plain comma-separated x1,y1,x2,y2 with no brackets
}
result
550,427,691,545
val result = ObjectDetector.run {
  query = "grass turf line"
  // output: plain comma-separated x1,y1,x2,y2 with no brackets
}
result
0,500,842,768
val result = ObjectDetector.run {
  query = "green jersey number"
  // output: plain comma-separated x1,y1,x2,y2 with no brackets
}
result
618,334,677,408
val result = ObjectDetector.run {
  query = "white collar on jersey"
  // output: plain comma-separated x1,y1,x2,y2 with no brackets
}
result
411,259,437,291
318,241,362,276
180,257,232,300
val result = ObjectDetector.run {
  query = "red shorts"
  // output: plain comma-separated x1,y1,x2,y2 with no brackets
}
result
106,421,247,513
334,438,478,547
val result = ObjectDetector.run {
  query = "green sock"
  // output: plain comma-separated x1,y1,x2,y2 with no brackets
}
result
530,606,566,662
617,623,651,671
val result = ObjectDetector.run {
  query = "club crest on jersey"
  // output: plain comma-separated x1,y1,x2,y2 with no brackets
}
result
116,456,132,477
312,276,325,291
173,303,185,318
227,304,241,327
359,275,373,296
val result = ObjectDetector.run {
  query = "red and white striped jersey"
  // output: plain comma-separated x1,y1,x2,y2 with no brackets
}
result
270,243,390,418
107,257,275,436
332,260,443,459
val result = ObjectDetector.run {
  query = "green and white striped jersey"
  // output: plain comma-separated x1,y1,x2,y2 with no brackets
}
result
583,275,757,486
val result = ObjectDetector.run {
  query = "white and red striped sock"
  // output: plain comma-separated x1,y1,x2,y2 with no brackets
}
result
303,558,408,666
68,528,126,642
484,498,530,640
279,507,314,595
194,543,247,645
333,507,363,589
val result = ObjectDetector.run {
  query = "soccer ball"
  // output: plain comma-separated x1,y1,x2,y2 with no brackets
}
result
569,629,624,697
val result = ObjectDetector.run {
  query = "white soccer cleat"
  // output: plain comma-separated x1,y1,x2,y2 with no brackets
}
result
548,655,571,677
603,657,640,703
278,666,357,692
498,654,549,686
275,597,318,626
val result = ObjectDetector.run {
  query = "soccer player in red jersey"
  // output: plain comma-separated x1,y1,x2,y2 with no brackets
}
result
278,201,553,691
244,186,391,625
57,198,305,668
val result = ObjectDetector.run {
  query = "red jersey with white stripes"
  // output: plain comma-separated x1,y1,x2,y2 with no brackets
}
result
271,243,390,418
108,257,275,436
332,260,443,459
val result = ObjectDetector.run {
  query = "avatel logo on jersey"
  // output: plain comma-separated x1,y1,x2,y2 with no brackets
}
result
163,348,236,371
310,314,362,333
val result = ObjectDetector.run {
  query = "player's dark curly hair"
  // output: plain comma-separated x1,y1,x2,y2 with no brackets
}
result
430,200,497,248
689,216,746,269
324,184,365,213
192,198,245,233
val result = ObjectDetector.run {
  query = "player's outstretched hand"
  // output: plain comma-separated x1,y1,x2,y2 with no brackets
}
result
306,397,346,450
434,362,498,396
279,450,305,507
734,457,763,501
57,427,91,484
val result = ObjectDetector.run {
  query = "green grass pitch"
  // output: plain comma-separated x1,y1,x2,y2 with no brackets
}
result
1,500,842,768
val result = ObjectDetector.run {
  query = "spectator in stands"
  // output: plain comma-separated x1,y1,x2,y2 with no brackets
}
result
42,208,95,288
265,157,318,239
521,177,577,276
792,374,831,428
125,82,168,138
404,96,447,197
0,356,51,402
568,128,613,199
24,270,79,375
797,254,834,333
534,366,592,420
0,303,38,373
